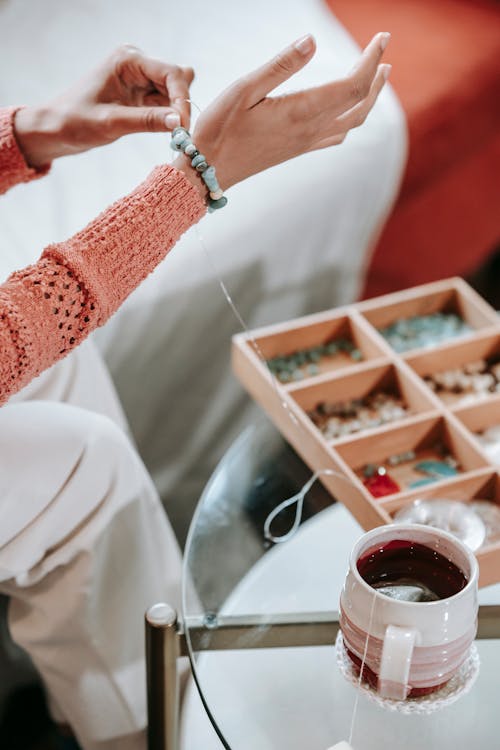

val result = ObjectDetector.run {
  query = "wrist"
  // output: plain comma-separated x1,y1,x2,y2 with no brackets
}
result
13,106,63,169
172,129,228,212
173,153,208,201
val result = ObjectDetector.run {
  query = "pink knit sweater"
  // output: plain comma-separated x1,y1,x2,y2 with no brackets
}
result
0,107,206,404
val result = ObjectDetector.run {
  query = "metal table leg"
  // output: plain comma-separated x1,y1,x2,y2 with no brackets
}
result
145,604,182,750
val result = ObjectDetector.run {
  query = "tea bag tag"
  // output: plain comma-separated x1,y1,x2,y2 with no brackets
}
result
327,743,354,750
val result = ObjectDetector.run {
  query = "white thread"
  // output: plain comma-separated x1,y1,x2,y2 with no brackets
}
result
348,590,377,745
194,225,300,427
264,467,360,543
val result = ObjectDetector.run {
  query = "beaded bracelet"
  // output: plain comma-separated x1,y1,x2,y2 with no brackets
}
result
170,127,227,212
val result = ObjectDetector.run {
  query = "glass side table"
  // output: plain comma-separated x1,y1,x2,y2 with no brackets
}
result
145,415,500,750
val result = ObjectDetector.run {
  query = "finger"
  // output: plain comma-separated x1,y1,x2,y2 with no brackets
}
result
109,104,184,134
165,66,194,128
344,31,390,103
240,34,316,105
130,54,194,127
336,63,390,130
305,31,390,116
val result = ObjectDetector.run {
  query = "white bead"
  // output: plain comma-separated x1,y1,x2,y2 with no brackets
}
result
210,188,224,200
185,143,196,156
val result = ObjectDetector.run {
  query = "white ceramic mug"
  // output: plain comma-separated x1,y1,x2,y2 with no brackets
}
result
339,524,478,700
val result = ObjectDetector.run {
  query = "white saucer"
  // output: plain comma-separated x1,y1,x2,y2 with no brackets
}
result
335,631,480,715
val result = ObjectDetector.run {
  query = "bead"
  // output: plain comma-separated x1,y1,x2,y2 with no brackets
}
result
171,127,188,141
378,313,472,353
414,460,458,478
201,165,220,192
208,196,228,212
196,161,208,172
184,143,197,156
191,154,207,169
171,127,191,150
209,189,224,200
364,471,400,498
409,477,438,489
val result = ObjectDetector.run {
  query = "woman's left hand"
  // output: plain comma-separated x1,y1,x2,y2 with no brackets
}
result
14,45,194,168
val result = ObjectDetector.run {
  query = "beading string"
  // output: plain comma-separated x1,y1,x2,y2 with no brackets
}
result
175,98,380,747
172,99,361,543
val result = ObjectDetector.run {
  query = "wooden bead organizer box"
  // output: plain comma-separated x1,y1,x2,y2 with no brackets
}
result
232,278,500,587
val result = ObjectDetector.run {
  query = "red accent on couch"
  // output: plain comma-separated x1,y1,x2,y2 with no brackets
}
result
325,0,500,298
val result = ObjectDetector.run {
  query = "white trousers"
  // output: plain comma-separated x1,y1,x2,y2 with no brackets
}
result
0,340,183,750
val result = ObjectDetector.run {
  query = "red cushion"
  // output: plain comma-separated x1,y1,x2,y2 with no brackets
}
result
323,0,500,296
325,0,500,198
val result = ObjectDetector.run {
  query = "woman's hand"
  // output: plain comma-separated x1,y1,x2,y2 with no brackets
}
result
14,45,194,168
176,33,391,192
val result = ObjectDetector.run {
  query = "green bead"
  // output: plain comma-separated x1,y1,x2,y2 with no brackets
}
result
409,477,438,489
295,352,307,365
350,348,362,361
191,154,207,169
201,166,220,192
171,127,191,151
208,196,228,212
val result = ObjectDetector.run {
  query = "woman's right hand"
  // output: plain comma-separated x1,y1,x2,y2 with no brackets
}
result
174,32,391,193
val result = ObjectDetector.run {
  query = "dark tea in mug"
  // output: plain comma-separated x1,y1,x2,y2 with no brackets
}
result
357,539,468,603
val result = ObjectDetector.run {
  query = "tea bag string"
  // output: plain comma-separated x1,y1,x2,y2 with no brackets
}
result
348,589,377,746
175,99,362,542
263,467,360,544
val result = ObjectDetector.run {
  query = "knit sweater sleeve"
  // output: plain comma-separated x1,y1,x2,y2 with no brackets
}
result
0,163,206,404
0,107,51,193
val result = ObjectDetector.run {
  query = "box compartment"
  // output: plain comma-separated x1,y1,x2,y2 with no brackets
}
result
359,278,498,355
407,331,500,407
289,362,436,440
334,415,488,505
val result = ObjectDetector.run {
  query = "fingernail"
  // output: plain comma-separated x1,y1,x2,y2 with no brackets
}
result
380,32,391,52
381,64,392,80
294,34,314,56
165,112,180,129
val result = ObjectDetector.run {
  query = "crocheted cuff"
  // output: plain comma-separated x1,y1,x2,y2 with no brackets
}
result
0,107,51,194
43,164,206,323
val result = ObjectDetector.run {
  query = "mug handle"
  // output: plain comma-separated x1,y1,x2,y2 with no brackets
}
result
378,624,418,700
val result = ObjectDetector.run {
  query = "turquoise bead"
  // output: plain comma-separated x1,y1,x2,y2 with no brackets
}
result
191,154,207,169
208,196,228,212
201,166,220,192
172,127,189,142
171,127,191,151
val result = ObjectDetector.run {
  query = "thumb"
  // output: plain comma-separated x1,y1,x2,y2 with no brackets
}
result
243,34,316,105
109,105,181,135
